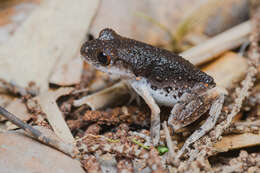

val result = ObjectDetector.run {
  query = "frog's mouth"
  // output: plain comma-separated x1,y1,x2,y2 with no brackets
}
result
95,64,135,79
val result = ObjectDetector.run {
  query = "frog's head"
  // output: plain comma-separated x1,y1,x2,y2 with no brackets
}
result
81,28,135,78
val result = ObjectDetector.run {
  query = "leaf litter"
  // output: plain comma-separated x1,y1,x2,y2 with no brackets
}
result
0,0,259,173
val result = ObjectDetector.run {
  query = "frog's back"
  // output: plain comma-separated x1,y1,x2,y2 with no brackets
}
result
117,38,215,90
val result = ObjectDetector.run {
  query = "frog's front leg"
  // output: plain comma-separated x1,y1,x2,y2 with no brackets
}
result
176,87,227,158
130,79,161,145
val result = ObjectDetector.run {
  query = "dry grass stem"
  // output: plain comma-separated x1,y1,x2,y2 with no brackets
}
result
181,21,251,65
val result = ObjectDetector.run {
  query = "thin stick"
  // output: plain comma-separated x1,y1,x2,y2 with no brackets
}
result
181,21,251,65
0,106,77,157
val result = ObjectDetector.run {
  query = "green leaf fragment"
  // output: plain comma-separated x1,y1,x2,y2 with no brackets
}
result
157,146,169,155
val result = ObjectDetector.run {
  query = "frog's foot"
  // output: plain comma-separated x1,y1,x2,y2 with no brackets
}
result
176,87,226,158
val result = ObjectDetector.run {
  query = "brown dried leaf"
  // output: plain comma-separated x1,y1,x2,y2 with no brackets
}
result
0,0,99,90
0,93,13,109
214,133,260,152
5,98,31,130
49,56,83,86
37,87,74,143
0,0,40,44
203,52,248,89
74,81,131,110
0,129,84,173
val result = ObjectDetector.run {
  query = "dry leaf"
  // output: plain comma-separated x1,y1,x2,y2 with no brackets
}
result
5,99,30,121
214,133,260,152
37,87,74,143
0,1,40,44
49,56,83,86
0,128,84,173
0,0,99,91
74,81,131,110
0,94,14,121
5,98,31,130
203,52,248,89
0,93,13,109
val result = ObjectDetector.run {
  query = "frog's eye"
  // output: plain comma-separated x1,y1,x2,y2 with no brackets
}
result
97,52,111,66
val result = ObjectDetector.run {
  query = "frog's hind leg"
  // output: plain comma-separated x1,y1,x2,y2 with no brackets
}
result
130,79,161,145
168,92,208,132
177,87,226,158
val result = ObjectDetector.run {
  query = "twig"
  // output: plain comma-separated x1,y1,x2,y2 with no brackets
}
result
0,106,77,157
181,21,251,65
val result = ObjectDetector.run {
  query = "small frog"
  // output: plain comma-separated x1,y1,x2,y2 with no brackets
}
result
81,28,227,157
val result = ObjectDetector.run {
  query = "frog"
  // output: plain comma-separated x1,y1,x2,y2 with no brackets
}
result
80,28,227,157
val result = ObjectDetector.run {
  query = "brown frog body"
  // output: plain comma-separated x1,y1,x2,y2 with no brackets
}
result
81,28,226,157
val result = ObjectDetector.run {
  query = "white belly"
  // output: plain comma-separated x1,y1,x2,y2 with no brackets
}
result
130,78,179,107
147,85,178,107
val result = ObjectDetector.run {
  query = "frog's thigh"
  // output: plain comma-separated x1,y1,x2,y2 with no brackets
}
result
168,93,200,131
130,81,160,145
177,93,225,158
